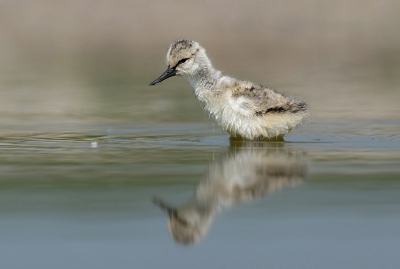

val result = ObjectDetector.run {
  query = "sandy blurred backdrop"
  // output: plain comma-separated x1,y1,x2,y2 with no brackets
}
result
1,0,400,125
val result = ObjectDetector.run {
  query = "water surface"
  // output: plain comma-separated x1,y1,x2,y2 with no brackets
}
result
1,112,399,269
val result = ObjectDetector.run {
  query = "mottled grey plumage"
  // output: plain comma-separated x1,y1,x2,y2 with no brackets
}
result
150,39,309,140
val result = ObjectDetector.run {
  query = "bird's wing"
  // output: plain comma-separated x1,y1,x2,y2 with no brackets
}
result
228,81,292,117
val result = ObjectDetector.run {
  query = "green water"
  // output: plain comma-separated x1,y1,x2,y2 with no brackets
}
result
1,110,400,268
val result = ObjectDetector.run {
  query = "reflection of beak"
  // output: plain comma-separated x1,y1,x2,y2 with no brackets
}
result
149,66,177,86
153,197,177,217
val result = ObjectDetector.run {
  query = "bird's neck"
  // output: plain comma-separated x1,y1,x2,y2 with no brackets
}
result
185,66,222,94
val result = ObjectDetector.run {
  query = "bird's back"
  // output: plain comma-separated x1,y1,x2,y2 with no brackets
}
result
204,77,308,140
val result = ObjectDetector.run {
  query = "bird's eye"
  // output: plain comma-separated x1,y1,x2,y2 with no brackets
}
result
178,58,189,65
171,58,190,69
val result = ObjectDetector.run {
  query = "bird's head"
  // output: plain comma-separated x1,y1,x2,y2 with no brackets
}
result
149,39,211,86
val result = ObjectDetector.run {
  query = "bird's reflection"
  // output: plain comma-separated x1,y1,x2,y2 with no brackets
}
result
154,141,308,245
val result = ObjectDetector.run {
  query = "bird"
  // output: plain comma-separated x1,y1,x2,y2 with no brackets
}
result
149,39,309,140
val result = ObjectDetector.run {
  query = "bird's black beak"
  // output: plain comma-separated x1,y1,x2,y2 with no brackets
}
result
149,66,177,86
153,197,177,217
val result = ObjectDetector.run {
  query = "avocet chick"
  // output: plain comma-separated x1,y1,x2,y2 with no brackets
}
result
150,39,309,140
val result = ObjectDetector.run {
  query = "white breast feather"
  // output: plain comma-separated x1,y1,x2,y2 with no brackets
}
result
228,96,254,117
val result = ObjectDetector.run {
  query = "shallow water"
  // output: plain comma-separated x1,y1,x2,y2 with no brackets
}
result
1,109,400,268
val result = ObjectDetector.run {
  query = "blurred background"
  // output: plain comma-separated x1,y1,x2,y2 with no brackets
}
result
1,0,400,129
